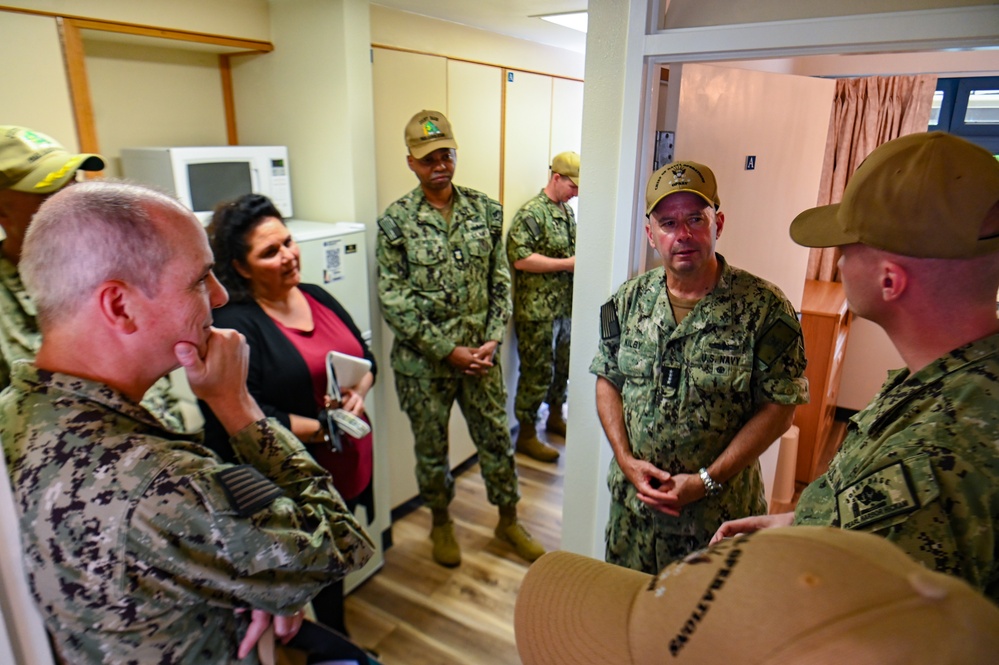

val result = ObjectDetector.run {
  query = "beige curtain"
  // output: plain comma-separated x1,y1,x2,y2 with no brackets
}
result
807,74,938,281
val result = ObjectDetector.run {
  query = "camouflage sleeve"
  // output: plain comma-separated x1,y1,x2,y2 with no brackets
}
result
485,198,512,343
506,207,539,264
799,442,993,595
752,297,809,406
589,297,626,389
134,418,374,615
375,212,454,361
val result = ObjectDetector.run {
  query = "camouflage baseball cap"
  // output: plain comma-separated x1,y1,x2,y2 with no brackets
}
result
405,110,458,159
790,131,999,259
645,160,720,214
551,151,580,186
0,126,105,194
515,527,999,665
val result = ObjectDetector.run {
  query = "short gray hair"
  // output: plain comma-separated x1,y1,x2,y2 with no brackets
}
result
21,180,180,327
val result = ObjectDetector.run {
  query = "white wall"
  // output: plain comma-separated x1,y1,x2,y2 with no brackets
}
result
0,12,78,148
369,4,584,80
0,0,270,39
670,63,834,309
85,40,230,176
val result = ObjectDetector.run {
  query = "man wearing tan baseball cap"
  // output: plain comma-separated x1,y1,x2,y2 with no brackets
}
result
506,151,580,463
377,110,545,567
589,159,808,573
0,125,104,390
515,527,999,664
0,125,105,263
714,132,999,603
0,125,183,430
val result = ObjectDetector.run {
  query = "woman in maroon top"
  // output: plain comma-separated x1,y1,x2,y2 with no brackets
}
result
201,194,376,636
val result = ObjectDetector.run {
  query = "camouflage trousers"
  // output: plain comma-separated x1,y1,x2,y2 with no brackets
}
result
513,317,570,426
394,365,520,511
605,499,716,575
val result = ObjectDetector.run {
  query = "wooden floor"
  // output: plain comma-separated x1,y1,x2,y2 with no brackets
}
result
344,413,565,665
342,413,848,663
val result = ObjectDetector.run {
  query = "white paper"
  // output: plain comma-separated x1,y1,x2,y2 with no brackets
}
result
329,351,372,390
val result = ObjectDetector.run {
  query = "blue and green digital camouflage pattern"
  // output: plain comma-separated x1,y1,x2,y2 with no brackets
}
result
0,256,187,430
590,257,808,574
377,185,519,509
1,361,374,664
794,332,999,602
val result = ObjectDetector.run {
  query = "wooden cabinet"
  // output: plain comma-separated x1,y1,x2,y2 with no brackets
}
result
794,279,851,489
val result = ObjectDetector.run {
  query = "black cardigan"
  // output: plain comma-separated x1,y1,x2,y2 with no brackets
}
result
200,283,377,462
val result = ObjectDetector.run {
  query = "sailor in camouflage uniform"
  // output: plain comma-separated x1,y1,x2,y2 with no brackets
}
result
376,110,544,567
0,125,185,429
507,151,580,463
1,181,373,664
715,132,999,602
591,160,808,574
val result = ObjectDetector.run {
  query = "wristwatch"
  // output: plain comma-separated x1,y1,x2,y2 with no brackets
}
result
699,467,724,496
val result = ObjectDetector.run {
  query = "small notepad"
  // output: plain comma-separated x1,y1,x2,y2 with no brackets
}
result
328,351,372,390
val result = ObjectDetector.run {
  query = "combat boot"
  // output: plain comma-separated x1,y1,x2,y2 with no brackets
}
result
496,506,546,562
545,408,567,438
429,509,461,567
515,426,560,462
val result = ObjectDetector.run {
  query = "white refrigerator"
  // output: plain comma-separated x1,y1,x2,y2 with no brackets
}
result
286,219,386,593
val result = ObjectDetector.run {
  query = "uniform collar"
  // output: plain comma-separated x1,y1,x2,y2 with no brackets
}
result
10,360,167,431
853,331,999,437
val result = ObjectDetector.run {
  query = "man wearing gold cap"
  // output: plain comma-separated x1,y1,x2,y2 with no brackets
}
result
0,125,183,429
376,110,544,567
506,151,580,463
590,159,808,573
714,132,999,602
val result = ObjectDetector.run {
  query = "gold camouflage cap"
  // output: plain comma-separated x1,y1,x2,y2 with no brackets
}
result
405,110,458,159
646,160,720,214
551,151,580,186
515,527,999,665
790,131,999,258
0,125,105,194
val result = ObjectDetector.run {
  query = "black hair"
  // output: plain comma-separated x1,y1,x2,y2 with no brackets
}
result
207,193,284,303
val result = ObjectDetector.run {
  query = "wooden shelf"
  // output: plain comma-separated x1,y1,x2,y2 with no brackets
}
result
793,279,851,488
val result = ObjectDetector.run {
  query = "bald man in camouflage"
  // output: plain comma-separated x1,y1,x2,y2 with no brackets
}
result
591,160,808,574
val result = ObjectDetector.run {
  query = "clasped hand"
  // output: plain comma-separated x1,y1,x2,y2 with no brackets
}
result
446,341,498,376
621,457,704,517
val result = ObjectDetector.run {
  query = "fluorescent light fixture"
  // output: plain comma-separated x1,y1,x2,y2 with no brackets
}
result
537,11,588,33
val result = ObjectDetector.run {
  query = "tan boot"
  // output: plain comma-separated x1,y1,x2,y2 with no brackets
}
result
496,508,546,563
429,510,461,567
545,409,567,438
515,427,560,463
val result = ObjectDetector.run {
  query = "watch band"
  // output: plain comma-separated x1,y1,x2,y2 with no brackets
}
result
699,467,724,496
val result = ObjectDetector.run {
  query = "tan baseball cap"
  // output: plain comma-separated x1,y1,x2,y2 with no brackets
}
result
0,126,104,194
515,527,999,665
790,131,999,258
404,110,458,159
645,160,720,214
551,151,580,186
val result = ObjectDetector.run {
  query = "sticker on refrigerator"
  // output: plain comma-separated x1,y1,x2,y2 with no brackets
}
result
323,238,344,284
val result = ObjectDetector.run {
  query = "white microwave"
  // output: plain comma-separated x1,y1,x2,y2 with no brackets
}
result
120,145,293,225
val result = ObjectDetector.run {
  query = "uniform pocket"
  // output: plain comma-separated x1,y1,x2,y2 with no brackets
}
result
408,239,448,291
